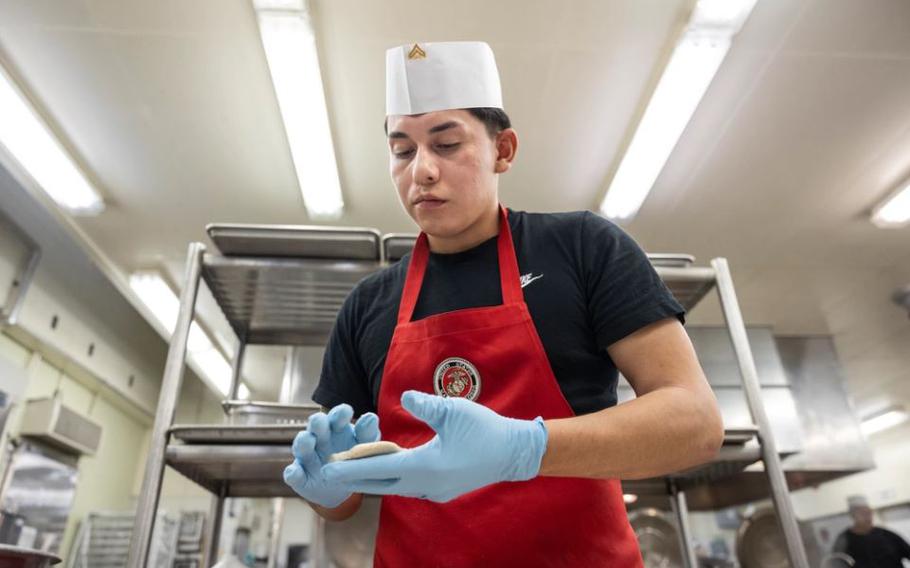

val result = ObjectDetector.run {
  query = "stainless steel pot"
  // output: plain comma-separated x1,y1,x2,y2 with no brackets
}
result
0,544,61,568
628,508,683,568
222,400,320,425
736,507,790,568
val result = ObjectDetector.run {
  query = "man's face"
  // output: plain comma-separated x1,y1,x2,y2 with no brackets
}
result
386,110,501,237
850,506,873,530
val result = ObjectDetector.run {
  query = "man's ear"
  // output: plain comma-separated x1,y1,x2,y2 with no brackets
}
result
494,128,519,174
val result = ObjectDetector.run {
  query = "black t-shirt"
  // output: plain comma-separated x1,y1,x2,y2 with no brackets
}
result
313,209,685,417
834,527,910,567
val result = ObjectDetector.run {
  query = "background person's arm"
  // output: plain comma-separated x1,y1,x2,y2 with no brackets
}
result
539,317,723,479
888,528,910,559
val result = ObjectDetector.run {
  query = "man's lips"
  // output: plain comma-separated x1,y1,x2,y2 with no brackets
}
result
414,197,447,209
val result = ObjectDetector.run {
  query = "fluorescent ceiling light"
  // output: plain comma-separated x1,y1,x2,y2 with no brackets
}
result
623,494,639,504
189,347,251,400
128,272,210,352
691,0,757,29
871,179,910,228
191,347,232,397
0,63,104,215
861,406,908,436
129,271,250,399
253,0,344,220
600,0,757,221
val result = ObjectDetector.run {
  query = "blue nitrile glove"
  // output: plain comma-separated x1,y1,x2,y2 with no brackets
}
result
283,404,380,508
322,391,548,503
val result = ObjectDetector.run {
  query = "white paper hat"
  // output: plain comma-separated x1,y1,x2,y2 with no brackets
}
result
847,495,869,510
386,41,503,116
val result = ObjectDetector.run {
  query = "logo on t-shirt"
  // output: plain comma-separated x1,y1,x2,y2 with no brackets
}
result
520,273,544,289
433,358,481,401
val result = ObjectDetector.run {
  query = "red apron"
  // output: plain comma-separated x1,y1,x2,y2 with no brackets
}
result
374,206,643,567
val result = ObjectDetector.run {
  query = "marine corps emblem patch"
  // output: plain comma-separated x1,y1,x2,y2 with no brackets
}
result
433,357,481,401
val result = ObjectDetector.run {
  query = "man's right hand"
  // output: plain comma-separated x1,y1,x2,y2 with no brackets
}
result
283,404,380,508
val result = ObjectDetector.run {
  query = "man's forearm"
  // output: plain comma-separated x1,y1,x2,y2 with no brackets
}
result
539,384,723,479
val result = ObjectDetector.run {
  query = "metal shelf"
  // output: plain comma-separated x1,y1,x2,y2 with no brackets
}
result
129,227,811,568
654,266,715,312
166,444,295,498
206,224,382,260
164,427,765,501
201,253,716,347
170,424,303,445
617,428,760,497
201,255,378,345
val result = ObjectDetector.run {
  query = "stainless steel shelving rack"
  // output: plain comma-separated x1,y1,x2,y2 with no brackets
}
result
127,227,810,568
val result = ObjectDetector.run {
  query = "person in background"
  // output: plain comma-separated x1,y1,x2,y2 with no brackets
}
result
834,495,910,567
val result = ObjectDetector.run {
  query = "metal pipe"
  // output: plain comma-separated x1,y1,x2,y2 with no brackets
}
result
229,337,247,401
204,489,227,567
0,210,40,326
267,498,285,568
653,265,716,283
712,257,810,568
310,513,327,568
1,246,40,326
668,481,698,568
0,439,20,509
127,242,206,567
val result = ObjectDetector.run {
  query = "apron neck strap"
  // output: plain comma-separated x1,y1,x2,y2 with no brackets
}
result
397,205,523,325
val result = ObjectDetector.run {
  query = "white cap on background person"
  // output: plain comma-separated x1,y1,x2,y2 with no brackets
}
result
847,495,870,510
386,41,503,116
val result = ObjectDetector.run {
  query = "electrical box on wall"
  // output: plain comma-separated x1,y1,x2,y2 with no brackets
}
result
19,396,102,456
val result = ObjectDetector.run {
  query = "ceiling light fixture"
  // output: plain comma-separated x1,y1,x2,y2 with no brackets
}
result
871,178,910,228
253,0,344,220
860,406,908,436
129,271,249,399
0,62,104,215
600,0,757,221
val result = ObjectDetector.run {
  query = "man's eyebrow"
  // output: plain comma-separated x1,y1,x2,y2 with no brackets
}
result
387,121,462,140
428,121,460,134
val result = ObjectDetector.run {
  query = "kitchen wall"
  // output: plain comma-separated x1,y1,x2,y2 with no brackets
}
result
0,328,225,561
0,331,149,559
792,419,910,519
0,186,167,416
687,262,910,523
784,264,910,521
2,166,234,561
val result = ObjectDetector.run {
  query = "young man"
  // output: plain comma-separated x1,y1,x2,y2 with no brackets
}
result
284,41,723,566
834,495,910,567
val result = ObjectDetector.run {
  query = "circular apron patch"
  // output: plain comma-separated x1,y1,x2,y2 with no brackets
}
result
433,357,481,401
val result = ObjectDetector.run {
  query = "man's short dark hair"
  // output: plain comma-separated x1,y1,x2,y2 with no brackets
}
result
384,107,512,138
465,107,511,137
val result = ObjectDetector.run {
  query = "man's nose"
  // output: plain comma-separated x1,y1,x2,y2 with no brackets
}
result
412,147,439,186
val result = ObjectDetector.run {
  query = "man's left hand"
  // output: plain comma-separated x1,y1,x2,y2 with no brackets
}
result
322,390,548,503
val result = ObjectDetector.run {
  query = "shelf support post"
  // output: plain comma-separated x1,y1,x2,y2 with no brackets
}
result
128,243,206,567
712,257,809,568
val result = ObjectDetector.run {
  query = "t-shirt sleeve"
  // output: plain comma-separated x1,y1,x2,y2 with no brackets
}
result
581,211,686,349
886,529,910,558
312,289,375,416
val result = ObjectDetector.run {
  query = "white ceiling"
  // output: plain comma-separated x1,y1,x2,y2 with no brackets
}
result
0,0,908,407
